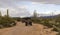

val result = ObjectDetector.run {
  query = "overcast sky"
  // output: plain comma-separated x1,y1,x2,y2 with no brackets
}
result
0,0,60,17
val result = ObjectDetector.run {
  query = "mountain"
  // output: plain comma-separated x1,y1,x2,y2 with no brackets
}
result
38,14,60,18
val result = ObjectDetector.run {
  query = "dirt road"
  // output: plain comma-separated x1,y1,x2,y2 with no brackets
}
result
0,22,58,35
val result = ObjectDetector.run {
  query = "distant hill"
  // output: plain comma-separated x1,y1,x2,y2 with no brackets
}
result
39,14,60,18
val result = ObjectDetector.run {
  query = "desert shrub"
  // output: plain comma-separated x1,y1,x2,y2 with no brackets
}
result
32,19,40,23
0,16,16,29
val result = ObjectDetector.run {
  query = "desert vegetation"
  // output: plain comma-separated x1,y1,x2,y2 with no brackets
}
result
30,11,60,35
0,9,16,29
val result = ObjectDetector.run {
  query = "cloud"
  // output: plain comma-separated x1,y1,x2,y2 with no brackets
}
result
15,0,60,4
0,0,31,17
32,2,48,5
0,7,31,17
32,2,40,4
31,0,60,4
18,5,28,9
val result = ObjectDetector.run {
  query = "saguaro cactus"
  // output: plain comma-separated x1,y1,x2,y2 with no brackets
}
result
33,10,37,18
7,9,9,17
0,11,2,17
0,12,2,17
